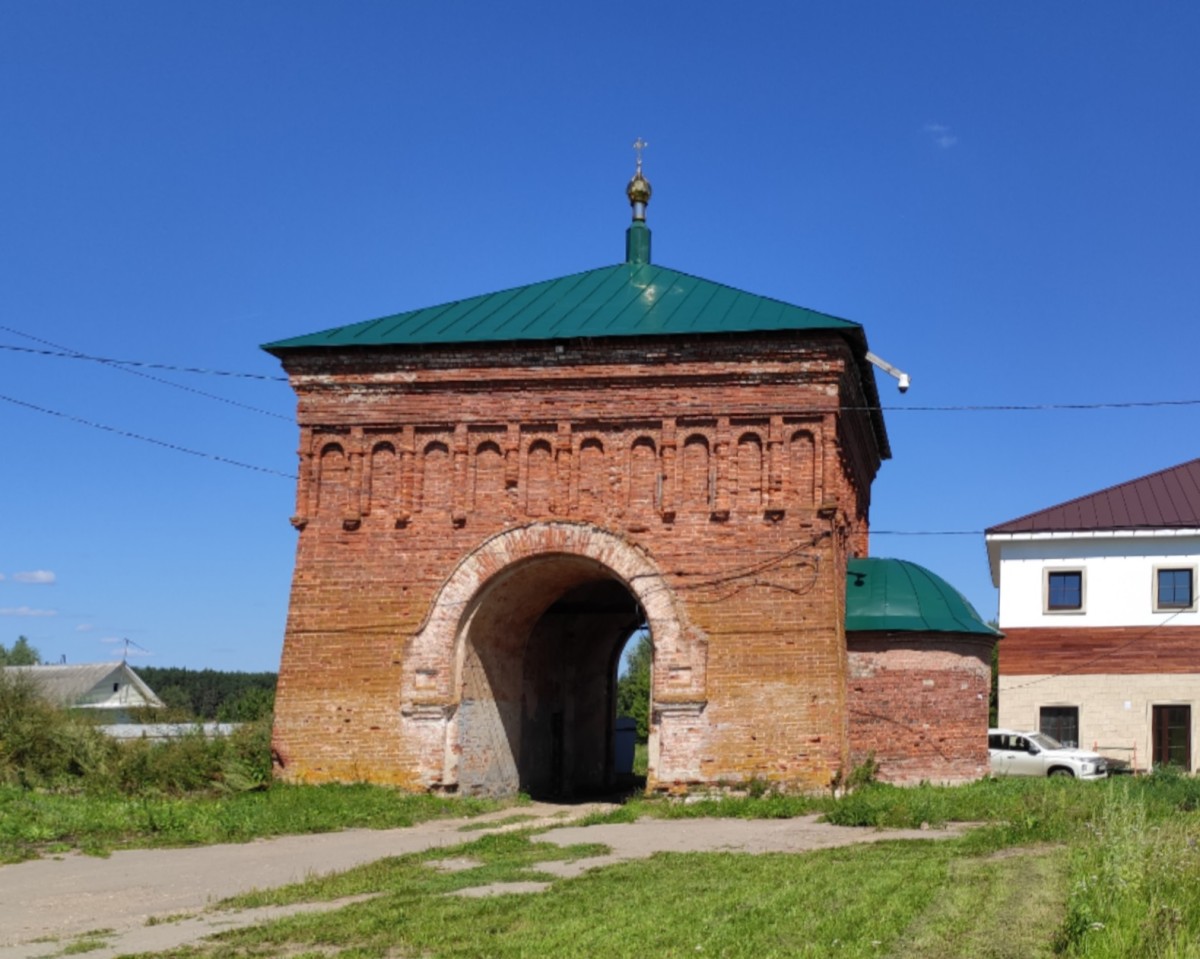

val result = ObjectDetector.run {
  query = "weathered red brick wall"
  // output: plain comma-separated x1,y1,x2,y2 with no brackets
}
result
271,332,884,793
847,633,994,785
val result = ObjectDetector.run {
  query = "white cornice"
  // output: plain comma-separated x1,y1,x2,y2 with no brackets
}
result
984,528,1200,587
986,529,1200,542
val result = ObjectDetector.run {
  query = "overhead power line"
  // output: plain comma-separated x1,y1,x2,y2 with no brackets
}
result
1,335,1199,413
872,529,982,536
0,392,296,479
0,329,290,420
865,399,1200,412
0,337,288,382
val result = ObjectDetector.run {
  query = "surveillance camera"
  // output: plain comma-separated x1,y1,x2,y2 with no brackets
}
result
897,373,911,393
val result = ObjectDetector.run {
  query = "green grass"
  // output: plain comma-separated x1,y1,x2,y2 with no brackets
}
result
61,937,111,954
148,833,1067,959
1055,780,1200,957
887,845,1068,958
57,929,117,956
0,783,505,862
10,720,1200,959
633,741,648,776
224,830,612,909
116,774,1200,959
457,813,539,831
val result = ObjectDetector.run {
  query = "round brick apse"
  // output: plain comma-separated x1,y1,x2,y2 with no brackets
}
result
399,522,707,796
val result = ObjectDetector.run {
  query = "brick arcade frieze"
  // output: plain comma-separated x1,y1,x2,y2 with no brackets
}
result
292,413,830,531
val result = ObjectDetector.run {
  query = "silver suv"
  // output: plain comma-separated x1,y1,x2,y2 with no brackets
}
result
988,729,1108,780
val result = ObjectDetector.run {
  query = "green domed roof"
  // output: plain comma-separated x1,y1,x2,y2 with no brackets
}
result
845,558,999,636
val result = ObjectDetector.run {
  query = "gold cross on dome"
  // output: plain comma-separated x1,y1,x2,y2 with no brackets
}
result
632,137,648,172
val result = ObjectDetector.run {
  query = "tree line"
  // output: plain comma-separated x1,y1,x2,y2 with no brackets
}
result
616,630,651,742
136,666,277,722
0,637,40,666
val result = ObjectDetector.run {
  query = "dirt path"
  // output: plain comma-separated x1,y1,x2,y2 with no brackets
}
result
0,806,965,959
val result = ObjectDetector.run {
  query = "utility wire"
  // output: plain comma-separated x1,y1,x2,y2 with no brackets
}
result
2,338,1200,413
0,326,290,420
872,529,982,536
864,399,1200,412
0,392,296,479
0,337,288,382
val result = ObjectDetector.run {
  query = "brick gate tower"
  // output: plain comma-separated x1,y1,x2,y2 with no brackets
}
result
265,159,892,795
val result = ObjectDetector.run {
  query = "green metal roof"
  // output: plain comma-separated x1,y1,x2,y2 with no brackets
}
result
845,558,999,636
263,261,862,352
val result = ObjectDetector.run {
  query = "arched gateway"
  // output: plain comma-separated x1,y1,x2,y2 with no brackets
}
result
400,523,704,796
266,162,910,794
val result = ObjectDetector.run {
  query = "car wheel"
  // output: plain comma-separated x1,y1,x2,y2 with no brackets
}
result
1049,768,1074,778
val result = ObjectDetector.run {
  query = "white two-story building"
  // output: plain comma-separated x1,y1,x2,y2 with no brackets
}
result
986,458,1200,772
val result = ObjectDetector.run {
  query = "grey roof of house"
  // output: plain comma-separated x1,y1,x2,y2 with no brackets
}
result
986,458,1200,534
3,662,164,709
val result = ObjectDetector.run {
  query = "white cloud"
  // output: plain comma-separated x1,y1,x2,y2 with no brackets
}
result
13,570,56,584
76,623,95,632
923,123,959,149
0,606,57,617
0,573,5,581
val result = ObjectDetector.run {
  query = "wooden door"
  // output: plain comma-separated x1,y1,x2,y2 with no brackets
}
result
1152,705,1191,771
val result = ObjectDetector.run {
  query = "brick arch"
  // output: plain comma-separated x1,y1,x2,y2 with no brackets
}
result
471,440,505,510
316,442,348,516
628,436,658,511
400,522,707,792
524,439,554,515
735,431,764,510
368,441,398,513
680,433,711,508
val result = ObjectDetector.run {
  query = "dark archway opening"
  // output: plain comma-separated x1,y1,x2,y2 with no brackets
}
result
456,556,647,799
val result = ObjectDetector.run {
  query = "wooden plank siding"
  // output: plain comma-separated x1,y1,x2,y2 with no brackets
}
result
1000,626,1200,675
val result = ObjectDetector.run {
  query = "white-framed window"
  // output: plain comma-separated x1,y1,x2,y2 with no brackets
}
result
1154,566,1196,612
1044,568,1085,613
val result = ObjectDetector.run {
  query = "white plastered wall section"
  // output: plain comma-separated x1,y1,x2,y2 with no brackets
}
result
998,674,1198,773
989,531,1200,628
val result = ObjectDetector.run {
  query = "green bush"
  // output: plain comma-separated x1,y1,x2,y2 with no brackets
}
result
0,670,118,788
106,719,274,796
1,670,275,797
112,730,222,794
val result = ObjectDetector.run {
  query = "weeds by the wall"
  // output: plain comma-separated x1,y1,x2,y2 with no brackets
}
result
0,669,272,797
0,782,501,862
0,675,510,861
0,671,116,787
1058,776,1200,958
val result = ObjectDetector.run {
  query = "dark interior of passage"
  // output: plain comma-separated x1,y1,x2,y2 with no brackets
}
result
455,555,646,798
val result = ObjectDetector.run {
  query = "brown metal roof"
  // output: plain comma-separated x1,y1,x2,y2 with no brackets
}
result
987,458,1200,534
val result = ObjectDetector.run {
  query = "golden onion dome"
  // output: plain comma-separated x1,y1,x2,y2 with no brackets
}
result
626,170,652,207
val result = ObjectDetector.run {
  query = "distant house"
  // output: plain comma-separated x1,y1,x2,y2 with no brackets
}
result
3,662,164,722
986,458,1200,772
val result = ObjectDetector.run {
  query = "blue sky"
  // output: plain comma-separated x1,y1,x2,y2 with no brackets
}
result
2,3,1198,671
